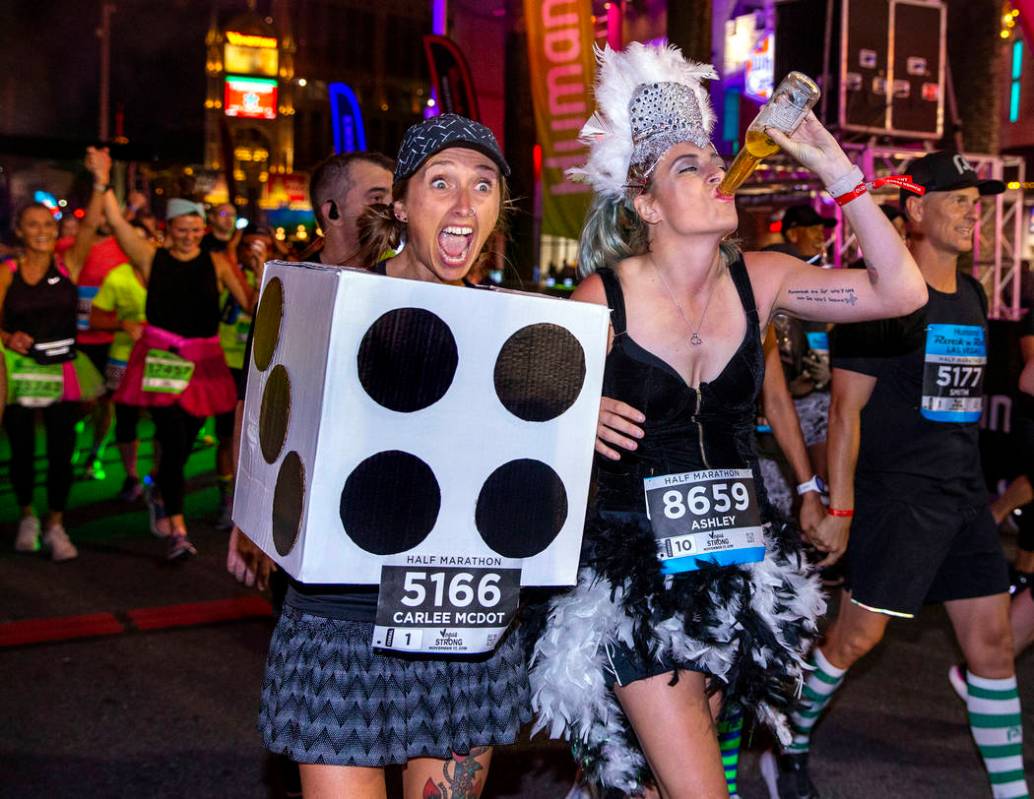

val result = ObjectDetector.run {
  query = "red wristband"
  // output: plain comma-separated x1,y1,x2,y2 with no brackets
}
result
834,174,926,207
827,507,854,518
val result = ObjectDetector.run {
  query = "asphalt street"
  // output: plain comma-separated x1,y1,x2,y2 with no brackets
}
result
2,473,1033,798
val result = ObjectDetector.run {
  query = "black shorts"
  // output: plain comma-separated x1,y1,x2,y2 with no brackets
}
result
78,342,111,382
845,494,1009,617
601,640,706,688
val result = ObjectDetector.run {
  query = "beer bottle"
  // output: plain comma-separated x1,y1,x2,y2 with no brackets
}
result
718,71,821,196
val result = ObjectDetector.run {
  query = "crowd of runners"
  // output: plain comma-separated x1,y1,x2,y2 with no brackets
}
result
3,41,1033,799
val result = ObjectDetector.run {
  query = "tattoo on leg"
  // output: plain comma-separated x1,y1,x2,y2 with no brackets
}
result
422,747,489,799
788,287,859,306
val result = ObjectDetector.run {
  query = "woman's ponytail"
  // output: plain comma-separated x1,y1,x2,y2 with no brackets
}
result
577,194,649,278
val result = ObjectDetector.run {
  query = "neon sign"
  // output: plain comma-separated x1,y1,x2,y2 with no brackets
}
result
224,76,278,120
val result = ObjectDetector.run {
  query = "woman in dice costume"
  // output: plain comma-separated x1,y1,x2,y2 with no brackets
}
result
529,43,927,796
257,115,528,799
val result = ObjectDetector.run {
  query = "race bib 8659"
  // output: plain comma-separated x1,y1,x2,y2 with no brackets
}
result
644,468,766,575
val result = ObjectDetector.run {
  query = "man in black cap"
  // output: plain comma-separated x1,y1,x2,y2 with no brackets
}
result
770,203,838,265
766,152,1028,799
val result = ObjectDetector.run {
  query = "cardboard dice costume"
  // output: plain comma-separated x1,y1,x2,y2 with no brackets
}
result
234,261,608,654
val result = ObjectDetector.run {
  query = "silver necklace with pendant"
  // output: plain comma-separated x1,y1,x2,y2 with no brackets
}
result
652,259,723,347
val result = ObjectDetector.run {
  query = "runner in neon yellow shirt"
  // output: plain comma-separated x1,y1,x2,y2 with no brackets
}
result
90,261,147,501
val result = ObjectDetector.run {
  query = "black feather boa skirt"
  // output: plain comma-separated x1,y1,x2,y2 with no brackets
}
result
529,458,826,795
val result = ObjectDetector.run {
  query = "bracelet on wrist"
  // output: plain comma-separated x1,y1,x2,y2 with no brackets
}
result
832,174,926,207
94,182,111,194
827,507,854,518
796,475,828,496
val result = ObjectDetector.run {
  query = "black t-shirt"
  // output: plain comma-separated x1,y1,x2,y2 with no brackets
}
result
830,274,989,505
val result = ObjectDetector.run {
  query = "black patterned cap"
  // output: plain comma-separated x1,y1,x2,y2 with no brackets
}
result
394,113,510,181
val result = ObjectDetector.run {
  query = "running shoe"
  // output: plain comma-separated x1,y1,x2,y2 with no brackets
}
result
145,485,170,538
42,524,79,562
167,533,197,560
119,475,143,503
948,664,968,702
760,750,820,799
15,515,41,552
84,457,106,481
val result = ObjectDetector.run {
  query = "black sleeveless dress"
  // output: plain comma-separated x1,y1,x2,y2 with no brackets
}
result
530,256,825,794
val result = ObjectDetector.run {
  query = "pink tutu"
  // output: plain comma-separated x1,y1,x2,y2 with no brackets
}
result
114,324,237,417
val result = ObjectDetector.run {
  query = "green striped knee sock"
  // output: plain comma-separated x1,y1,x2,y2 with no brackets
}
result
717,704,744,796
966,672,1029,799
785,647,846,755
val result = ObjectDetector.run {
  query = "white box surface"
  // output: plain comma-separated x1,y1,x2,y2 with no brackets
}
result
234,261,609,587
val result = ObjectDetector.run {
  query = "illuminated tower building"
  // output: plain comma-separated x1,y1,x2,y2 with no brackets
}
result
203,5,295,209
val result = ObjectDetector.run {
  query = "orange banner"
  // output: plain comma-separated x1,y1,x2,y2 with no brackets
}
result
524,0,596,240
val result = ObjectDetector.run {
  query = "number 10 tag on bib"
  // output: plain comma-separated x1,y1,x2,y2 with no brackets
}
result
644,469,766,575
373,557,521,655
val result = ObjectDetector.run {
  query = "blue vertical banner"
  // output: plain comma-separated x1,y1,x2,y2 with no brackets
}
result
329,83,367,154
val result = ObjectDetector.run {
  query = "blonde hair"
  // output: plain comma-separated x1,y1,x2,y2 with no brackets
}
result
577,193,740,277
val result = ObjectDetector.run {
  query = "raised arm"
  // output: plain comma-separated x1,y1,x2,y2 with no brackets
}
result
102,187,156,282
62,149,112,281
214,253,256,314
807,366,876,567
760,328,823,537
747,114,928,327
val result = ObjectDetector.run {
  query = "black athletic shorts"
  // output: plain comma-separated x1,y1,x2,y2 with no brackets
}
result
845,493,1009,617
78,342,111,383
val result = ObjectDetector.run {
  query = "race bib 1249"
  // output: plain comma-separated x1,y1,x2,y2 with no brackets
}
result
644,468,766,575
372,558,521,655
921,323,986,423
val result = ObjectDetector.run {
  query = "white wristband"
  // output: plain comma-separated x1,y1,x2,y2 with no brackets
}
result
825,166,864,198
796,475,828,496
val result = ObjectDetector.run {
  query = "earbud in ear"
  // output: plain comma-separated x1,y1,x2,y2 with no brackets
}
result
327,200,340,220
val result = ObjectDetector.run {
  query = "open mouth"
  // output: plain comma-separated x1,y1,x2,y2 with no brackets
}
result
438,225,475,266
713,189,734,203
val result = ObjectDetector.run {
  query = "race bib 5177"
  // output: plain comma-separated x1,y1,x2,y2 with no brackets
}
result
921,323,986,423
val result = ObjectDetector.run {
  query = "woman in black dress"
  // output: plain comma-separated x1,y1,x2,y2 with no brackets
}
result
530,43,927,797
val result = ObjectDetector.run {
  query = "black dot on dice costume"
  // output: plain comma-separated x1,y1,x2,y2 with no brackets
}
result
357,308,458,412
494,323,586,422
253,277,284,372
272,451,305,556
341,450,441,555
259,365,291,464
476,459,568,557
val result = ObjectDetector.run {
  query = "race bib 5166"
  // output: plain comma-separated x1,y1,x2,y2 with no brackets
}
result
372,558,521,655
921,323,986,423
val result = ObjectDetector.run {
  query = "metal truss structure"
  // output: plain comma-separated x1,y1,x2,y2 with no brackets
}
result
837,143,1026,320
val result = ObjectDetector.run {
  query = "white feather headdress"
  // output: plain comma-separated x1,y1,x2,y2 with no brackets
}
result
568,42,718,200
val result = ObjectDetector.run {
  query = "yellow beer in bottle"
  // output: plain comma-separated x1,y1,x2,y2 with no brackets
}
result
718,71,821,196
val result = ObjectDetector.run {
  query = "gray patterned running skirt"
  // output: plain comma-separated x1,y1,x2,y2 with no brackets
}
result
259,607,531,766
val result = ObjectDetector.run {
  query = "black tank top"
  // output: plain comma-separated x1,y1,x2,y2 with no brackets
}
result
145,248,220,338
593,256,765,514
2,259,78,363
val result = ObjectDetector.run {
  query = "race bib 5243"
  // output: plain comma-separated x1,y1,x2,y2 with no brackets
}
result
921,323,986,423
644,468,766,575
